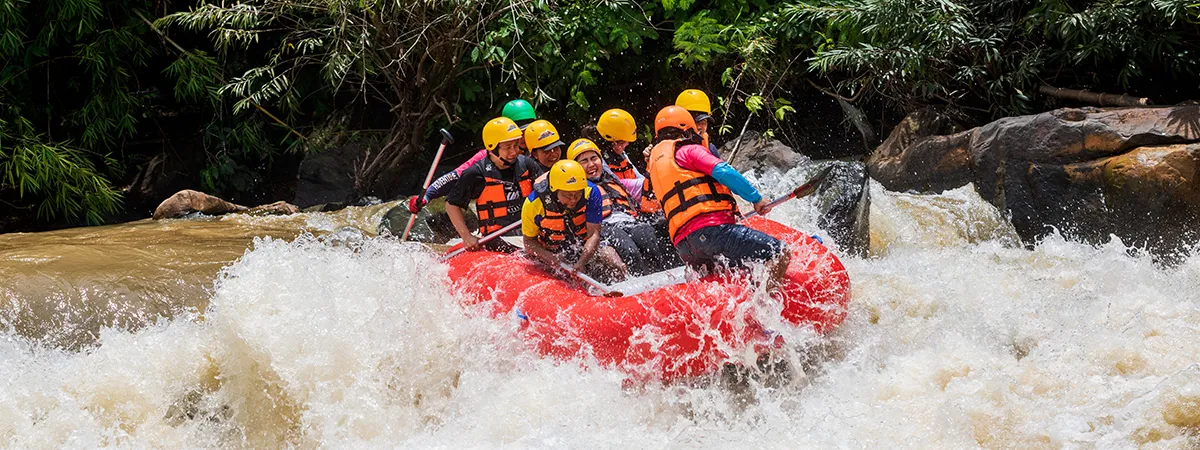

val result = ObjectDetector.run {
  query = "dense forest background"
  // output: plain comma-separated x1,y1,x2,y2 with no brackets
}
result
2,0,1198,232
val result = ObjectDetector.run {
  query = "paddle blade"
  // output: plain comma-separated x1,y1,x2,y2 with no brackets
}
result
792,165,836,199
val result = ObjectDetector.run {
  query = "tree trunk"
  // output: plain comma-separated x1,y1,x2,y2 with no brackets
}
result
1038,84,1153,107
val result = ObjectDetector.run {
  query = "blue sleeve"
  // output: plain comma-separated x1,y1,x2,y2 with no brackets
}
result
423,171,461,201
711,162,762,203
708,143,720,158
585,183,604,224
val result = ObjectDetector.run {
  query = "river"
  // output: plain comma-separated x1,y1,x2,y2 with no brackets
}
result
1,168,1198,448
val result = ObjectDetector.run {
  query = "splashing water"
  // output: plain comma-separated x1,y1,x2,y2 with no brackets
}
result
3,174,1200,448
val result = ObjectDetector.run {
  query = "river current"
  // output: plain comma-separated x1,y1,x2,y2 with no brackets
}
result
2,168,1199,448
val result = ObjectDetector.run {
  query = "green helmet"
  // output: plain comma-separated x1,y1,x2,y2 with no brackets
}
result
502,99,537,122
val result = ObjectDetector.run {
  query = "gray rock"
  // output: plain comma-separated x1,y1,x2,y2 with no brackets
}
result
867,106,1200,259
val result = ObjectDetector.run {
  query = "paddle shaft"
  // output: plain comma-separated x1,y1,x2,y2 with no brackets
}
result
437,220,522,262
559,262,622,297
402,133,454,241
740,165,834,221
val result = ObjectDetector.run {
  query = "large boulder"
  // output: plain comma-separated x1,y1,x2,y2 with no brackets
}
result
867,106,1200,257
723,131,809,174
293,142,368,208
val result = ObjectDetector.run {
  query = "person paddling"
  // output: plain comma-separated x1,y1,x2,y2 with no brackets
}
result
445,117,542,252
567,139,675,276
646,106,790,284
675,89,720,158
409,99,538,214
522,160,627,283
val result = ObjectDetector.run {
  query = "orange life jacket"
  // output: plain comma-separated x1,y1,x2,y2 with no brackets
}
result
606,152,639,180
531,180,589,251
638,177,662,214
474,156,536,235
595,173,638,219
647,139,737,241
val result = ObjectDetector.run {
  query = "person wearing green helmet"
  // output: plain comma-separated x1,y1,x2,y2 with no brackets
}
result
502,99,538,129
408,99,539,214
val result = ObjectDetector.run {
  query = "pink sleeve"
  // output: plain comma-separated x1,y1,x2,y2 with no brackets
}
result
619,178,642,203
674,144,722,175
454,149,489,175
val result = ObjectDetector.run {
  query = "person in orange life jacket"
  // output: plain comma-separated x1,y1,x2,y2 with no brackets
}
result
524,120,565,172
445,117,543,252
567,139,676,276
675,89,721,158
646,105,791,285
408,99,538,214
522,160,628,283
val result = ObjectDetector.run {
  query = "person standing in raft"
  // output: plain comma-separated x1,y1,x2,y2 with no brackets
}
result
523,119,566,172
646,105,790,284
522,160,628,283
566,138,675,276
408,99,538,214
675,89,721,158
445,116,542,251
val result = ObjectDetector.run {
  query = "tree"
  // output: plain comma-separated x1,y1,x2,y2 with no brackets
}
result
161,0,549,198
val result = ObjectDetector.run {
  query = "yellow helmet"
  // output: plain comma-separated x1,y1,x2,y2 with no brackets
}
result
523,119,565,151
548,160,587,192
675,89,713,122
566,138,601,162
595,109,637,142
482,117,522,151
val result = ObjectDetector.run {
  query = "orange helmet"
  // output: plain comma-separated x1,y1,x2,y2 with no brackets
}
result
654,105,697,135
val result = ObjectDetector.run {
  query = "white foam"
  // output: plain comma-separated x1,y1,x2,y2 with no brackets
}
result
3,180,1200,448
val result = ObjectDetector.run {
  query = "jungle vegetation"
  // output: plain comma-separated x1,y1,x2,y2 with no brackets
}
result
2,0,1198,230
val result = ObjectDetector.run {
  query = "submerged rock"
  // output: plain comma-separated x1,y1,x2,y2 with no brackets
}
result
867,106,1200,258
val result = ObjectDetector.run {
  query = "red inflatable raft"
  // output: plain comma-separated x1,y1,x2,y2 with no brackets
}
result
445,216,851,381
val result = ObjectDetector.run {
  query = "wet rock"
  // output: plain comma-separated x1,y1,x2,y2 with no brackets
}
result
812,162,871,257
152,190,300,219
293,142,369,208
867,106,1200,257
302,196,383,213
723,131,810,174
152,190,247,219
244,201,301,216
722,132,872,256
378,198,478,243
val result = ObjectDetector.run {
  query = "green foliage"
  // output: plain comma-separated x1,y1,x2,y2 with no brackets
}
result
464,0,658,121
0,115,122,224
794,0,1200,117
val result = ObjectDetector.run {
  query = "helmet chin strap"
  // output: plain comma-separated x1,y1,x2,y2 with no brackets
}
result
491,149,516,167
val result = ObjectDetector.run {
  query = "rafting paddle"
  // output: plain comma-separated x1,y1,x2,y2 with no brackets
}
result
558,262,623,297
437,220,522,262
740,164,835,220
402,128,455,241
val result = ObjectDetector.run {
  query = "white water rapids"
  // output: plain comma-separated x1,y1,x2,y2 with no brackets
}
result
3,168,1200,448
